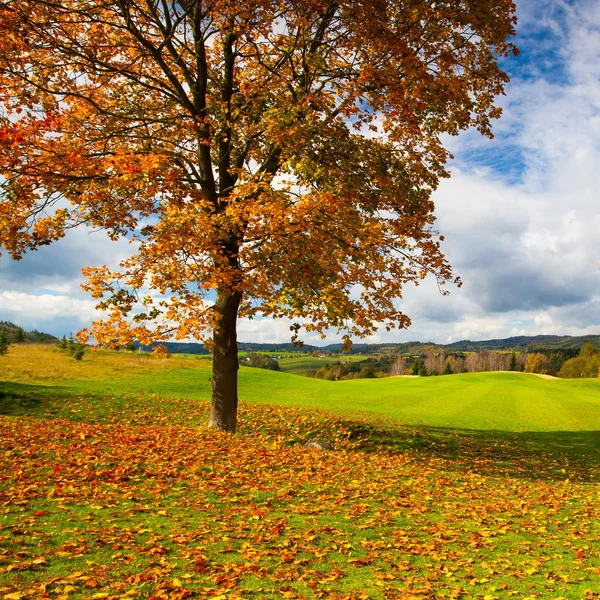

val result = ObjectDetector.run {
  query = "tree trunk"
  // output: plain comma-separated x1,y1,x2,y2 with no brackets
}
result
208,289,242,432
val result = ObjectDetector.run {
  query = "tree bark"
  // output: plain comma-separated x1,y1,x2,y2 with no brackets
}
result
208,289,242,432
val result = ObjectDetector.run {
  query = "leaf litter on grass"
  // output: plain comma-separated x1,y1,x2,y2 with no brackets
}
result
0,392,599,599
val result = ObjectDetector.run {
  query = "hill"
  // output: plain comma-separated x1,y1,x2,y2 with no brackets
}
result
142,334,600,355
0,320,58,344
443,334,600,352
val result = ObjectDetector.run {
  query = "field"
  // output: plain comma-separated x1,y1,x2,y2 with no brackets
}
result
275,356,367,376
0,346,599,599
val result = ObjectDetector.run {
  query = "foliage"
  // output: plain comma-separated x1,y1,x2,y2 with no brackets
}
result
72,347,85,361
524,352,549,375
152,344,172,359
411,360,422,376
312,356,394,380
580,343,597,358
242,353,281,371
0,0,517,430
0,329,8,355
509,351,517,371
559,345,600,379
13,327,24,343
389,356,406,376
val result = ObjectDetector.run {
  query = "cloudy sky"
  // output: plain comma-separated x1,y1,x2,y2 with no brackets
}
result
1,0,599,345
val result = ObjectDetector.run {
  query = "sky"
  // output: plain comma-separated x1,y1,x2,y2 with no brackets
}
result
1,0,599,346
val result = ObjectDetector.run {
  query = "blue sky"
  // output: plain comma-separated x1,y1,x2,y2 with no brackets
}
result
1,0,600,345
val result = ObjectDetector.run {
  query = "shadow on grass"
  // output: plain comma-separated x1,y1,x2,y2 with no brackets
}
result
356,423,600,483
0,382,56,414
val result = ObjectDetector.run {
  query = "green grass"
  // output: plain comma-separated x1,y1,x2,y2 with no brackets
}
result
1,347,600,598
41,364,600,432
277,355,366,375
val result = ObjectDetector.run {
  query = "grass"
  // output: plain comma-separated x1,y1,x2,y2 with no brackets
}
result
0,345,599,598
277,355,366,375
0,344,209,382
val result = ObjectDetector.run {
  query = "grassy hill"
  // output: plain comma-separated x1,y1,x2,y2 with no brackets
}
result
1,345,599,598
2,345,600,432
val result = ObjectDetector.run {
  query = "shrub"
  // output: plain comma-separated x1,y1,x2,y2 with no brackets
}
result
0,330,9,356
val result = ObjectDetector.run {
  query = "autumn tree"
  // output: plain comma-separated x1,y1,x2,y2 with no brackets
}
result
523,352,549,375
558,345,600,379
0,0,517,431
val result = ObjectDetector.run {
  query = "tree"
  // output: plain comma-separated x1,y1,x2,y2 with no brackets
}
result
559,353,600,379
0,330,8,355
509,351,517,371
443,359,453,375
0,0,517,432
579,343,597,358
13,327,25,343
523,352,549,375
389,356,406,377
411,360,423,376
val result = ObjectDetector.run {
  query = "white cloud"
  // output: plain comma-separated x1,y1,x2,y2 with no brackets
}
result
0,291,99,329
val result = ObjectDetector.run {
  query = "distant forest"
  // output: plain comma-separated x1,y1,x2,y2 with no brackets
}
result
1,320,599,356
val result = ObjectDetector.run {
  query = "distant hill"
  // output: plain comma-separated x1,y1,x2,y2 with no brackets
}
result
442,335,600,352
136,341,321,354
139,334,600,355
0,320,59,344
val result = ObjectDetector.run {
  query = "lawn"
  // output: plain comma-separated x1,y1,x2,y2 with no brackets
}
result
0,346,599,598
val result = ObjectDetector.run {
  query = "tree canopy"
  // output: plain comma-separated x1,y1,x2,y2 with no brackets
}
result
0,0,517,431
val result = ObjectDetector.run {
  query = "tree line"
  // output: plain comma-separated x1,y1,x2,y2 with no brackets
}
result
242,346,600,379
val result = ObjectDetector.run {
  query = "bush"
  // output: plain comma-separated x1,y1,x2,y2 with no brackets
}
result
72,348,85,361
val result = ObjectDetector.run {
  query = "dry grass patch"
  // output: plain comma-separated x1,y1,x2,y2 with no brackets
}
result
0,345,207,382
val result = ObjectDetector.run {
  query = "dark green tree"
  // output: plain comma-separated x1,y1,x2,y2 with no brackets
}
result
72,347,85,361
13,327,25,343
0,330,8,355
509,351,517,371
443,360,453,375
